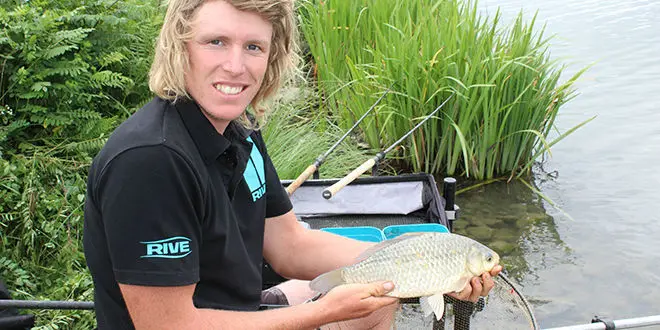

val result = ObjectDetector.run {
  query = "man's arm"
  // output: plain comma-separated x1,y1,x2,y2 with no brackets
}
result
119,280,397,330
263,210,374,280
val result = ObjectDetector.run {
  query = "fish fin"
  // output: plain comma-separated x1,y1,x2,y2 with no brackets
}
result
449,276,472,293
419,296,434,318
309,268,345,294
420,293,445,320
355,232,428,263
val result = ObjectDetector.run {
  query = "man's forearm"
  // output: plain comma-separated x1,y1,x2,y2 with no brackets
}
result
279,229,375,280
263,210,375,281
121,282,335,330
196,300,329,330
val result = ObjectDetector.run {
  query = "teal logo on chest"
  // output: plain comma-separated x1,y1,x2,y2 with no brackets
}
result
243,136,266,202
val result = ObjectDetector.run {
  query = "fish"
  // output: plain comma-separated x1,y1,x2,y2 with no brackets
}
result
309,232,500,320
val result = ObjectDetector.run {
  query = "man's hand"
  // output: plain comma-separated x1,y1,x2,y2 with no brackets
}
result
315,281,399,323
449,264,503,303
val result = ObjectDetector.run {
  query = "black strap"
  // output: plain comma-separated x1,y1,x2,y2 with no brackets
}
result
591,316,616,330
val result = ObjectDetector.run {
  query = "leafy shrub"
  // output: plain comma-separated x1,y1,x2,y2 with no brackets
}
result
0,0,161,155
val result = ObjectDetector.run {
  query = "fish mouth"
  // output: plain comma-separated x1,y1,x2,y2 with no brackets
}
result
490,251,501,265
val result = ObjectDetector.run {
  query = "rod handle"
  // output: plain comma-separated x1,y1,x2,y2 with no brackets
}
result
322,158,376,199
286,164,318,195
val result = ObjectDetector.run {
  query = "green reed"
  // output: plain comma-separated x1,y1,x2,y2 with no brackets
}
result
298,0,590,180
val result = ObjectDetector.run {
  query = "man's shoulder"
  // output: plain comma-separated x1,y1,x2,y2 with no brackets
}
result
107,97,169,148
91,97,202,177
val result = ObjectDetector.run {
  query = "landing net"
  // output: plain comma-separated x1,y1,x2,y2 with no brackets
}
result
394,274,539,330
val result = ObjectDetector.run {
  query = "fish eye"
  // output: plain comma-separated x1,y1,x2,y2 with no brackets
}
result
486,254,493,262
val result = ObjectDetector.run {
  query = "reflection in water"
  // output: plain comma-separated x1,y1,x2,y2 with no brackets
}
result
451,180,572,284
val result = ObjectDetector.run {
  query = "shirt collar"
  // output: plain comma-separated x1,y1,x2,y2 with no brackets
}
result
175,98,233,164
224,116,253,142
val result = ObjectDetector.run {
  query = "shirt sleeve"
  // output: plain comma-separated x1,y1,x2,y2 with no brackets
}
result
95,145,203,286
252,131,293,218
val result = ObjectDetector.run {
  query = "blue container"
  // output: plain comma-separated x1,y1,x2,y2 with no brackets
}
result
321,226,385,242
383,223,449,240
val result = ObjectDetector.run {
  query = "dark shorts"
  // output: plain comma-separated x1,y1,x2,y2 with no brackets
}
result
260,286,289,305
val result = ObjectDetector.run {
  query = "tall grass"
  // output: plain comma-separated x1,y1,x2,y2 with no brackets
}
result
262,84,373,180
298,0,590,180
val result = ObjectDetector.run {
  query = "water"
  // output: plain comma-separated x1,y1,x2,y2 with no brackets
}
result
453,0,660,328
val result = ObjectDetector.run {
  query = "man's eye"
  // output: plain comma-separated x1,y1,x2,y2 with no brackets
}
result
210,40,223,46
247,44,262,52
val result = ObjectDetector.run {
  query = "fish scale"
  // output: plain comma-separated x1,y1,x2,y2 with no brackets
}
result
341,233,483,297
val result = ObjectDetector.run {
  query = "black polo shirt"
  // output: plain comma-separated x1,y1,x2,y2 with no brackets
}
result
83,97,292,329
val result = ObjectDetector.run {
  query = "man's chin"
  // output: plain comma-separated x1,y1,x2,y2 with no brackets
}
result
209,109,243,119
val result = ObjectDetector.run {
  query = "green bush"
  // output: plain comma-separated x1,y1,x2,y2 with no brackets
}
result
0,0,161,154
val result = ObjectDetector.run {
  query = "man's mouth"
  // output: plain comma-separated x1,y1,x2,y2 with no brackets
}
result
214,84,244,95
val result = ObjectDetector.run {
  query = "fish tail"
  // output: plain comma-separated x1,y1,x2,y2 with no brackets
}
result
310,268,345,294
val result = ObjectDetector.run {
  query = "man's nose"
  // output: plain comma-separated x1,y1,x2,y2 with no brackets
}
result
221,46,246,75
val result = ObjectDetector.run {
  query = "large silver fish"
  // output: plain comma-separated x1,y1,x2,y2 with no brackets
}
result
310,232,500,320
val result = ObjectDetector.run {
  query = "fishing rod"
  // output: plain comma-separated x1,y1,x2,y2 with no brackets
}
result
285,84,394,195
0,299,94,310
0,299,290,311
322,93,454,199
542,314,660,330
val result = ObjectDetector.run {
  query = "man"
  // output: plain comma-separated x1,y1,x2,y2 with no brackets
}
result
83,0,501,329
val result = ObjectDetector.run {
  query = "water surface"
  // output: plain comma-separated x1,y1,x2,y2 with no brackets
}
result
454,0,660,327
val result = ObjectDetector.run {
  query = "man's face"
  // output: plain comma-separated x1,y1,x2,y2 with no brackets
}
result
185,0,272,133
